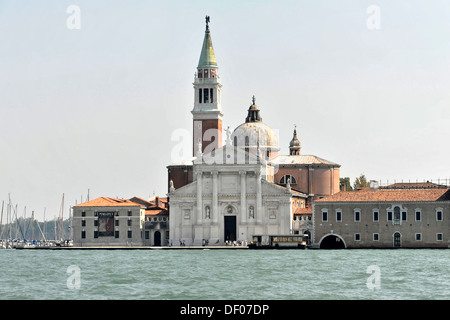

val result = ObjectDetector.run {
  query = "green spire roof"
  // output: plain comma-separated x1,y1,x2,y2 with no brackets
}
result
198,21,217,68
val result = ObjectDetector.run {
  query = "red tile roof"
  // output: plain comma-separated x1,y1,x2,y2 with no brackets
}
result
379,182,447,189
145,208,168,216
74,197,144,207
294,207,312,215
315,188,450,203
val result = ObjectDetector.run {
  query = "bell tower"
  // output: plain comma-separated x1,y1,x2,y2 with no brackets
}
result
192,16,223,156
289,126,301,155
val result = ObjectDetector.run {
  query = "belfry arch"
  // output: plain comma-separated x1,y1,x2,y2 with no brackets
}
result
319,233,346,249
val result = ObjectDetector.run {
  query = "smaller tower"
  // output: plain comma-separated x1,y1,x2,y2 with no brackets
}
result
289,126,301,155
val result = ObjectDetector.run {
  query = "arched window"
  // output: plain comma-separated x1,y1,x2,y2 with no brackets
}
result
280,175,297,185
394,206,401,225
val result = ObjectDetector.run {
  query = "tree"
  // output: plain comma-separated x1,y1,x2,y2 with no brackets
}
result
340,177,353,191
353,174,370,190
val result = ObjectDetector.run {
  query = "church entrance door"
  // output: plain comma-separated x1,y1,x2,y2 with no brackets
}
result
154,231,161,246
224,216,237,242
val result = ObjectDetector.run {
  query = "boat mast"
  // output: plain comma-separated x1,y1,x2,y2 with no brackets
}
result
0,200,4,239
43,208,46,242
32,211,35,242
14,204,18,240
8,201,11,241
60,193,64,241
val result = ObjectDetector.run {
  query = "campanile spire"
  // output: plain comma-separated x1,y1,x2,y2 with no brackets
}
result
192,16,223,156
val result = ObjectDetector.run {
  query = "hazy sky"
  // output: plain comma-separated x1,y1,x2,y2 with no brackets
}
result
1,0,450,221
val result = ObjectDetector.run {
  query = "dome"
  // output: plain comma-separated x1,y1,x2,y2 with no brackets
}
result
231,96,279,152
232,121,279,150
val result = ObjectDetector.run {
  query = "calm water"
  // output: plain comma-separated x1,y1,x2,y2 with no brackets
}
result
0,249,448,300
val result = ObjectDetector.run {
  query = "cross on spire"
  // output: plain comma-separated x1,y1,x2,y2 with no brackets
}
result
205,15,210,30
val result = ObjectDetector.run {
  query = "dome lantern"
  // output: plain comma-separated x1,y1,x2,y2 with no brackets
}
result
231,96,279,160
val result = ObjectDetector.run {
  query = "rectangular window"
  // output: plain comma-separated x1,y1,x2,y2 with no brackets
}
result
81,230,86,239
387,211,392,221
355,233,361,241
415,233,422,241
415,210,421,221
114,231,119,238
128,210,132,217
145,231,150,240
336,211,342,222
81,211,86,217
81,219,86,227
437,233,443,241
127,230,132,239
373,233,379,241
94,231,98,239
94,219,98,227
436,210,443,221
322,211,328,222
210,88,214,103
128,219,132,226
199,89,202,103
115,219,119,226
373,210,379,222
203,88,209,103
354,210,360,222
402,212,407,221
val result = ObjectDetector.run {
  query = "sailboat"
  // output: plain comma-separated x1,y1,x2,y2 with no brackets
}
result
0,200,6,249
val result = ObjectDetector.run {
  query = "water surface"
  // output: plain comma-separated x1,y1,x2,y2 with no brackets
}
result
0,249,448,300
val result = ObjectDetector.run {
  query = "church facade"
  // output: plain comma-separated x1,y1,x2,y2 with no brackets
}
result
167,17,340,246
168,143,307,245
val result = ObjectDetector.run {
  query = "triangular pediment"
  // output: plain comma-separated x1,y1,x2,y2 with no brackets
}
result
168,180,197,196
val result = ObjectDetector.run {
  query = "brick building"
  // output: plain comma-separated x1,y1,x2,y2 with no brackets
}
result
313,186,450,248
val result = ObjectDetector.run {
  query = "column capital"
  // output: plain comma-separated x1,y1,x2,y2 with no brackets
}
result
239,170,247,176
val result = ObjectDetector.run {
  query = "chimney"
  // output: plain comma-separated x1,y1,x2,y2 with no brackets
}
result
155,196,159,207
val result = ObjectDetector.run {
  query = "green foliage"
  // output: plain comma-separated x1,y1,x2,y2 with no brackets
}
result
353,174,370,190
340,177,353,191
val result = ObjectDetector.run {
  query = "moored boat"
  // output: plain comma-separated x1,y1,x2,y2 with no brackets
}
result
248,234,308,249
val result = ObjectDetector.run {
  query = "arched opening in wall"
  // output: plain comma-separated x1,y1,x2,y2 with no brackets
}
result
320,234,346,249
393,232,401,248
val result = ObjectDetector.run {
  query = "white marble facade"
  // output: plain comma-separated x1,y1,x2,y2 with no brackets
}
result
168,144,302,246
